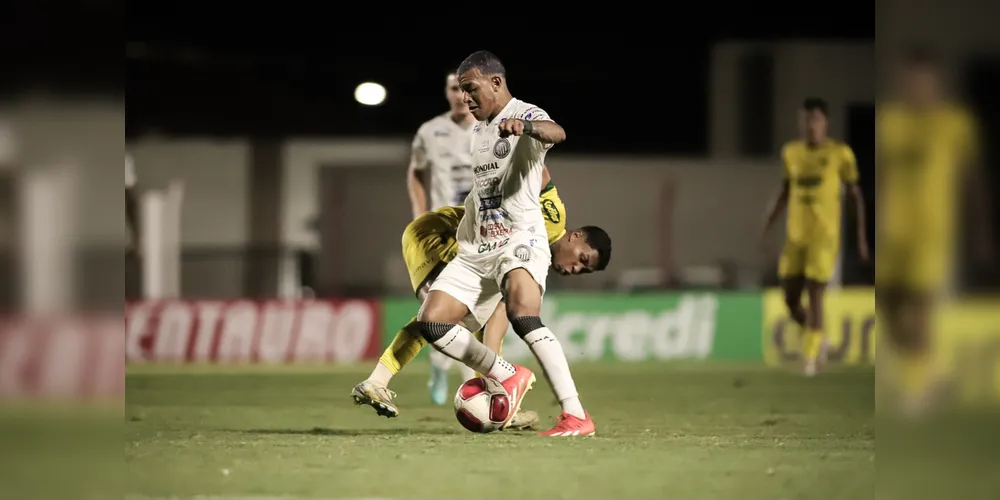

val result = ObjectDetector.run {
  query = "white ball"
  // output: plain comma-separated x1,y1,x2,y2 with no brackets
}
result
454,377,511,433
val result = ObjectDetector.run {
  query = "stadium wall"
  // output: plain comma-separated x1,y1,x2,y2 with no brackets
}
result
128,138,782,292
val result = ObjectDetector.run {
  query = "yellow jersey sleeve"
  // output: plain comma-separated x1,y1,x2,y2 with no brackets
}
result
839,144,859,184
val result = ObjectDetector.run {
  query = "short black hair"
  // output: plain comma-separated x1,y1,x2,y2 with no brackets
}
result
581,226,612,271
802,97,828,115
457,50,506,78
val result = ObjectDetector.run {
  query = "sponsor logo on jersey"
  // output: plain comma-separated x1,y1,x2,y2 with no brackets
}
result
493,138,512,159
478,238,509,254
481,211,506,222
480,222,513,239
479,195,502,211
514,244,531,262
476,177,501,189
474,162,499,176
541,199,562,223
434,130,451,137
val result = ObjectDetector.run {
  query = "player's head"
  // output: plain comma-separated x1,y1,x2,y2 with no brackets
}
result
455,50,508,121
550,226,612,276
900,46,942,105
799,97,828,143
445,73,468,114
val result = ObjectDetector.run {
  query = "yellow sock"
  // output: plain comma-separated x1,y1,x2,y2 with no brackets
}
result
898,351,930,399
802,329,824,361
377,317,426,375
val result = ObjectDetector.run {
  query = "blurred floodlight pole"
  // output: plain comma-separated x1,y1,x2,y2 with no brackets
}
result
141,180,184,299
19,166,77,314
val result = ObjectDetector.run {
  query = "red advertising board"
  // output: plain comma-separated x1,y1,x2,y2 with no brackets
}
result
125,299,381,364
0,315,124,400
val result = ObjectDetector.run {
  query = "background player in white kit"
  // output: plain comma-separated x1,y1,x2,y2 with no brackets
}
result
415,51,598,436
406,72,479,404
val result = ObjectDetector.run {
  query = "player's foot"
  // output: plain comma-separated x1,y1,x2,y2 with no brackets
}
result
539,411,596,437
351,381,399,418
803,358,818,377
496,365,535,429
506,410,539,430
428,366,449,406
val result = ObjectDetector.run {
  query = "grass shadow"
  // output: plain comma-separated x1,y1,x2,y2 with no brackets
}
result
235,427,462,437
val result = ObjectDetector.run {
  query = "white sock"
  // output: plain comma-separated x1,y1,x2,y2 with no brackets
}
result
458,364,476,382
523,327,585,419
367,362,394,387
428,349,453,372
430,324,515,381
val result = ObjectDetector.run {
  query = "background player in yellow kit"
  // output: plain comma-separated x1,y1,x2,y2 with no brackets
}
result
763,97,870,376
352,168,612,427
877,48,993,414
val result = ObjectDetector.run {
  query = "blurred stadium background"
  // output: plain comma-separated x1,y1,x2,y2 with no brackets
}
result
1,2,1000,499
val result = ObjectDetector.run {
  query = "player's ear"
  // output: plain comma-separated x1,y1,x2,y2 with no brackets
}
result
491,75,502,90
569,230,582,241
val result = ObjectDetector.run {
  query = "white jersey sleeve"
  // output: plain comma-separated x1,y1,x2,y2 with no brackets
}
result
413,115,475,210
409,130,430,173
125,152,137,188
514,104,555,155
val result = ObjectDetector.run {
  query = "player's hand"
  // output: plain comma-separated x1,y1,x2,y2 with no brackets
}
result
498,119,528,138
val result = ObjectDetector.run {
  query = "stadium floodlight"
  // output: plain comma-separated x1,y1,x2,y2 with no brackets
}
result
354,82,387,106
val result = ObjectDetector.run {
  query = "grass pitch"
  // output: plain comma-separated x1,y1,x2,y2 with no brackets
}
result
124,362,874,499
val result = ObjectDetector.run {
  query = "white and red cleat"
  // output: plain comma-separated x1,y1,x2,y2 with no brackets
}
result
494,365,535,430
539,412,596,437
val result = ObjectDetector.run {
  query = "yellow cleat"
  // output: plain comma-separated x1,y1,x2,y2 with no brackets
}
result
506,409,540,430
351,381,399,418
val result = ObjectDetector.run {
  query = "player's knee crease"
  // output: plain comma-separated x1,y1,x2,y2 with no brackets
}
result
416,321,456,343
510,316,544,338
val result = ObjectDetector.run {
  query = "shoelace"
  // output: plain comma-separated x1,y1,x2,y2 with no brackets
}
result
374,386,397,401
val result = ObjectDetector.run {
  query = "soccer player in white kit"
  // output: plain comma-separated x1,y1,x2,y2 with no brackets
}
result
406,73,480,404
415,51,596,436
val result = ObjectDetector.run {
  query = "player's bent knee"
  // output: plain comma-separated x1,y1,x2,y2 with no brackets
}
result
414,321,456,343
501,270,542,317
509,316,544,339
418,290,468,324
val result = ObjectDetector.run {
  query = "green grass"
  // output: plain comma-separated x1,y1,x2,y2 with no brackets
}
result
123,362,875,499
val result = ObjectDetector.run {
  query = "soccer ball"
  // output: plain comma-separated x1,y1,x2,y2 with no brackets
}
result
454,377,511,433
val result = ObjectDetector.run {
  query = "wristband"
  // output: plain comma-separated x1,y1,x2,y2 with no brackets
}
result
521,119,534,135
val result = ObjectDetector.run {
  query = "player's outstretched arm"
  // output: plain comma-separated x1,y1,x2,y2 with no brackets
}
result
846,184,870,262
761,180,789,248
407,133,430,219
498,118,566,145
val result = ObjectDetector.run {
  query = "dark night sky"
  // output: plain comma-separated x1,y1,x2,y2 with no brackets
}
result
13,1,876,154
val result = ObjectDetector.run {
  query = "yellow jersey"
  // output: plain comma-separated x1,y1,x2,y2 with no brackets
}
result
782,139,859,246
876,102,977,245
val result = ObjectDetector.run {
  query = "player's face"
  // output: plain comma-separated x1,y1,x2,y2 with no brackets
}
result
903,64,941,104
800,109,827,141
445,74,467,112
551,231,599,276
458,69,499,121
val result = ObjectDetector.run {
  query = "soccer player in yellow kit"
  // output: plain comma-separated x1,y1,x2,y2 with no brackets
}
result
763,97,870,376
351,168,612,428
877,49,992,414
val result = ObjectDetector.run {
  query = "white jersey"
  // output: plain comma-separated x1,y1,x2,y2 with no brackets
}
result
125,152,137,188
458,98,552,255
410,114,475,210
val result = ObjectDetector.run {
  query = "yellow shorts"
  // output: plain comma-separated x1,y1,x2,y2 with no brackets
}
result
876,238,948,292
778,240,837,283
401,206,463,294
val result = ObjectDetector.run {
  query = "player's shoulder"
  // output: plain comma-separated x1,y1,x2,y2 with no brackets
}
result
510,99,550,121
827,139,855,156
416,113,452,136
781,139,805,156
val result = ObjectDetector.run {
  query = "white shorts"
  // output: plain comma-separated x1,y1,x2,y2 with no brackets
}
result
429,232,550,331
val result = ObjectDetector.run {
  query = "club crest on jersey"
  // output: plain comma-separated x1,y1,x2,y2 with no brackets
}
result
493,137,512,159
513,244,531,262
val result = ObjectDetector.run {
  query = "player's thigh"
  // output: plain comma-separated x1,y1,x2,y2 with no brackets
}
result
497,239,549,317
777,242,806,280
803,242,836,284
422,259,480,324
